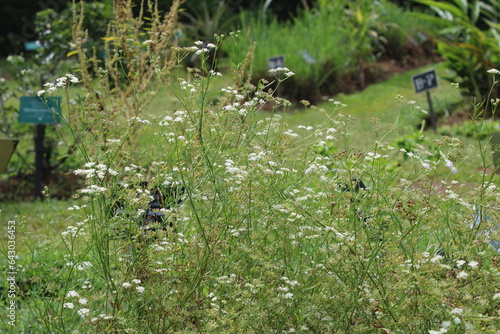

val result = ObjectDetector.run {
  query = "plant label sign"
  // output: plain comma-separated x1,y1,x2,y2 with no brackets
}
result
268,55,285,70
19,96,62,124
412,69,438,93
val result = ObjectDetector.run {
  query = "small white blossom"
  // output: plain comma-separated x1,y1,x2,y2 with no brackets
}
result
66,290,80,298
63,302,75,309
77,308,90,317
77,261,92,271
136,286,145,294
446,190,459,200
131,117,151,125
78,185,107,195
487,68,500,74
66,74,79,83
468,261,479,269
444,160,457,174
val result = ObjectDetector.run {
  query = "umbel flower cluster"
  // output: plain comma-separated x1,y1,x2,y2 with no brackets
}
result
37,73,79,96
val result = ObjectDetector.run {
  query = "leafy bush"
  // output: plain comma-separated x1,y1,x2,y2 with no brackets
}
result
415,0,500,103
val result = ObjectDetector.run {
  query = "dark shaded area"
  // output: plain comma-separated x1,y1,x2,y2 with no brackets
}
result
1,0,421,57
0,0,72,57
0,172,83,202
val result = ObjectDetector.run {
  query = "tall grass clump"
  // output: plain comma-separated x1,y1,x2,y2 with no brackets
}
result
222,0,433,102
223,1,351,102
1,1,500,333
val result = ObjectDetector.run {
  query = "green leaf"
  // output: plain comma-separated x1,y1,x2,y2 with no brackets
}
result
450,0,468,14
415,0,468,21
471,1,480,25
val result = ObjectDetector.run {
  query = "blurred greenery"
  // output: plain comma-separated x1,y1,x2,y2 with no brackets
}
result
415,0,500,103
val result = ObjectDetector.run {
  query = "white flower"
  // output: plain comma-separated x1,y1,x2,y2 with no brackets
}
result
492,293,500,300
468,261,479,269
78,185,107,195
131,117,151,125
66,290,80,298
136,286,145,294
456,260,466,267
487,68,500,74
65,74,79,83
37,90,46,96
78,298,88,305
446,190,459,199
195,48,209,55
77,308,90,317
122,282,132,288
456,271,468,279
450,308,463,315
284,292,294,299
132,279,142,284
63,302,75,309
77,261,92,271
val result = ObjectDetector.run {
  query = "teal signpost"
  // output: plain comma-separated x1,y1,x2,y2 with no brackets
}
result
19,96,61,124
19,96,62,199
